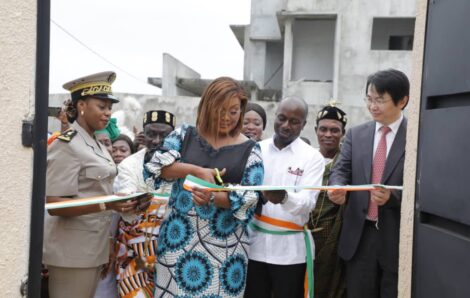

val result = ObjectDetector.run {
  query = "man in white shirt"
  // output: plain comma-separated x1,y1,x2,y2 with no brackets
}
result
245,97,325,298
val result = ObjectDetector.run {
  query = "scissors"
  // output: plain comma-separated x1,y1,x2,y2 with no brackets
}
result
214,168,224,185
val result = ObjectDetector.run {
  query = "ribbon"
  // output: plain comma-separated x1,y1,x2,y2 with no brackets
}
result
183,174,403,192
249,214,314,298
45,192,169,210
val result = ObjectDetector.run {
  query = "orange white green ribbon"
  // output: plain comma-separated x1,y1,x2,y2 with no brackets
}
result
45,192,170,210
182,174,403,192
249,214,315,298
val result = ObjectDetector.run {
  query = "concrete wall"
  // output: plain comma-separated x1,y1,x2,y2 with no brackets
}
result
162,53,201,97
242,0,416,129
244,0,285,88
49,92,367,148
49,93,201,133
0,0,36,296
320,0,415,110
398,0,427,296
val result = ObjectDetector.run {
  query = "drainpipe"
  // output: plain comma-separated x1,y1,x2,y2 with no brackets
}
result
25,0,50,296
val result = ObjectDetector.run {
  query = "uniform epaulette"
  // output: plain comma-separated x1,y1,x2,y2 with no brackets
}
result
57,128,77,142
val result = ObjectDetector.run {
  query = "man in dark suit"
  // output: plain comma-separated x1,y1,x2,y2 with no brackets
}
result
328,69,409,298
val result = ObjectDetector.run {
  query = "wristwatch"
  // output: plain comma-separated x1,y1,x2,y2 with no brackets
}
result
99,202,107,211
280,192,288,204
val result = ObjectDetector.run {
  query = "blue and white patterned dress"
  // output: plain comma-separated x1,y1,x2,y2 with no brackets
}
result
144,125,264,298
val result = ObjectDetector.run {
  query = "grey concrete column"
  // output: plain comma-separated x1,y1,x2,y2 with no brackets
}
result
282,18,294,90
332,14,342,100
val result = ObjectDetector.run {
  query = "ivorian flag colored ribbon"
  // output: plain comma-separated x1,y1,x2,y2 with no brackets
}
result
249,214,315,298
45,192,170,210
182,174,403,192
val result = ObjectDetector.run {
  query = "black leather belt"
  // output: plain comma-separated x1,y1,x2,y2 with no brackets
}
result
364,219,378,229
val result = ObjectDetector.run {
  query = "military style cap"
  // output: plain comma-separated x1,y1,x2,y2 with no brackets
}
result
143,110,176,129
62,71,119,103
316,100,347,127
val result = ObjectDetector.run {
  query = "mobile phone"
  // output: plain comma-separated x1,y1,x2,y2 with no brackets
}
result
48,107,62,117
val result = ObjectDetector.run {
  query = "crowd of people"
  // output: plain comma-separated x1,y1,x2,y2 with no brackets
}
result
43,68,409,298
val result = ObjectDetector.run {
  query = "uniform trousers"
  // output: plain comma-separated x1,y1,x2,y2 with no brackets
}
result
245,259,306,298
48,265,101,298
345,220,398,298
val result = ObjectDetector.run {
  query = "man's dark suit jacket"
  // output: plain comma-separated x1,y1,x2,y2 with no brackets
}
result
329,118,407,270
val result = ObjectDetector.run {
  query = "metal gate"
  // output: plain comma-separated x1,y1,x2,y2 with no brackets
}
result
413,0,470,297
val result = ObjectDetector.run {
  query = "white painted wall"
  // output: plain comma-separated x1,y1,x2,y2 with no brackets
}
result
0,0,36,296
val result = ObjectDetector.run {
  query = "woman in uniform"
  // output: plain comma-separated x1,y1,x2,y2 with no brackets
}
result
43,71,139,298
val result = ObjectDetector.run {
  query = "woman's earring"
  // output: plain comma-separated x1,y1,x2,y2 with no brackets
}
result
80,110,84,116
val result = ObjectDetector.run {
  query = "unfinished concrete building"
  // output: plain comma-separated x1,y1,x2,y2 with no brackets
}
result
148,0,416,142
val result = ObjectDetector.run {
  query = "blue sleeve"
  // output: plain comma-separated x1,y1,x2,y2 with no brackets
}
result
228,143,264,225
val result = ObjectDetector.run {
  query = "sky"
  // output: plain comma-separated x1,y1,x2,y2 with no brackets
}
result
49,0,251,94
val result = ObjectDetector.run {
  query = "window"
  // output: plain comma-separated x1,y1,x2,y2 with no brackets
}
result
291,18,336,81
371,17,415,50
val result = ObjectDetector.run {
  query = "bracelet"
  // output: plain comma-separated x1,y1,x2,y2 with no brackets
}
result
99,202,107,211
209,192,216,204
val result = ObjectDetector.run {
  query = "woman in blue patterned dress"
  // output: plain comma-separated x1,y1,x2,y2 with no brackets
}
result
144,77,264,298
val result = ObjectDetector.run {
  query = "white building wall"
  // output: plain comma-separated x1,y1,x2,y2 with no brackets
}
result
0,0,36,296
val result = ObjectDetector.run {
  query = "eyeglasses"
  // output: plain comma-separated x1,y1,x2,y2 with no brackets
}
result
363,96,390,106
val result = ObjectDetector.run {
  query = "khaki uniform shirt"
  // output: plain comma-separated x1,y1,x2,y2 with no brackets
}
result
43,121,117,268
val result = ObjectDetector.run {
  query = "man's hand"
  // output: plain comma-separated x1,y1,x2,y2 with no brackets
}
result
327,188,347,205
370,187,391,206
262,190,287,204
134,131,146,151
106,199,138,213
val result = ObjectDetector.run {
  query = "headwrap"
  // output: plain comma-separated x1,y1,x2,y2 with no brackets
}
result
316,101,347,128
245,102,267,130
143,110,176,129
95,118,120,141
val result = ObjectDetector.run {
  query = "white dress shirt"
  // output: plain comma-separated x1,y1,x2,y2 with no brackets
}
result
115,148,171,222
115,148,149,194
373,114,403,157
249,137,325,265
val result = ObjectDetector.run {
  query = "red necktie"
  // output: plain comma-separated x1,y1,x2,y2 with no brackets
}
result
367,126,392,220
